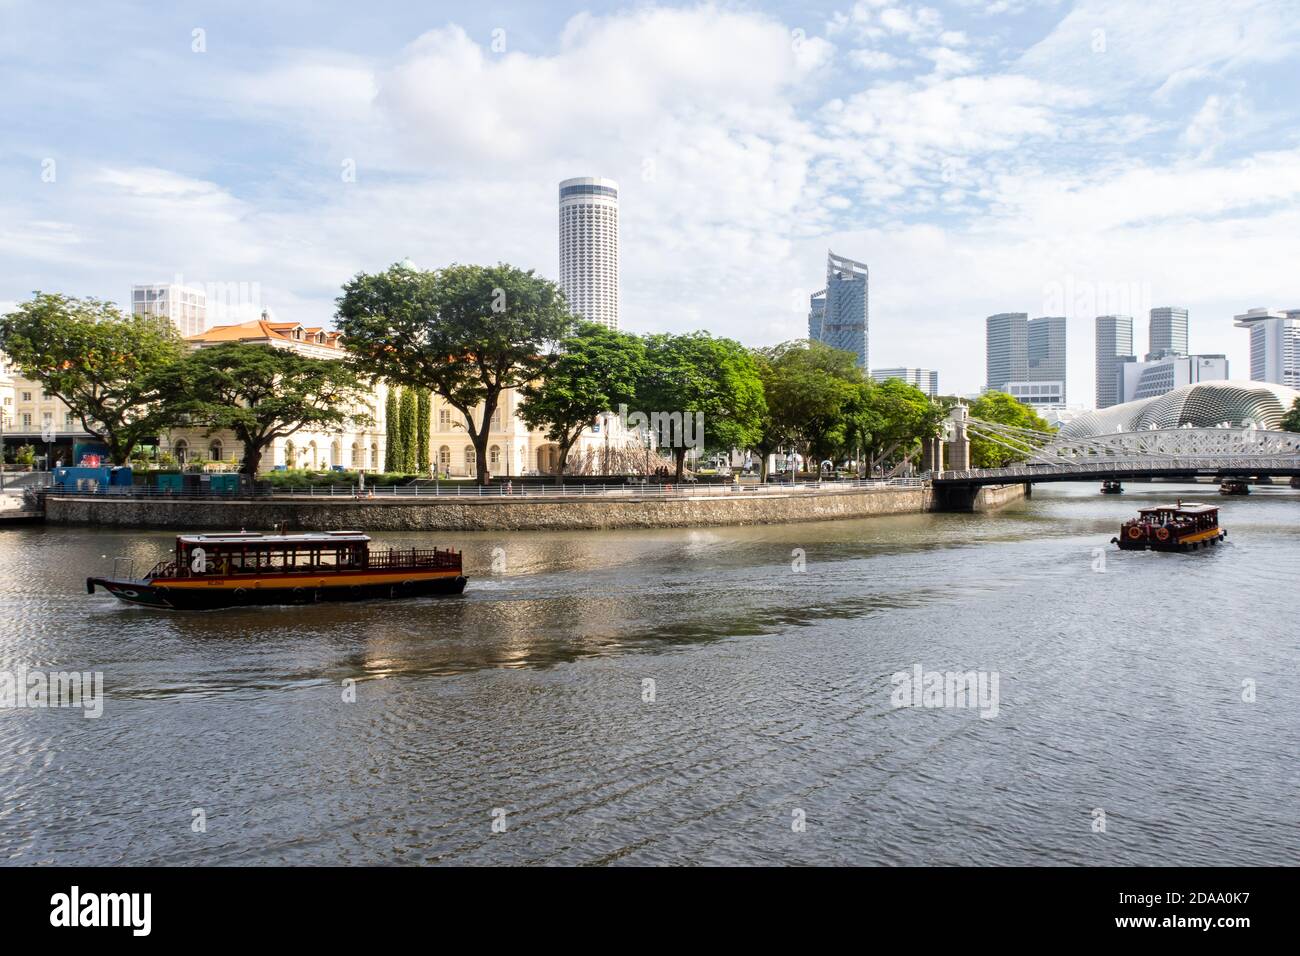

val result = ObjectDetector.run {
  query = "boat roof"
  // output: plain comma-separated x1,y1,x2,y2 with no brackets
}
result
1139,503,1218,514
176,531,371,545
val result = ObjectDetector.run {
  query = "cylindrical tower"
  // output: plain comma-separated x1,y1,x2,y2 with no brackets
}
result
558,177,620,330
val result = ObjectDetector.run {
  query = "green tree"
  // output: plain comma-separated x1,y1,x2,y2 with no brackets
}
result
855,377,945,476
0,293,186,464
750,340,863,479
518,323,647,482
1281,397,1300,433
638,332,766,481
967,391,1053,468
384,388,402,472
336,262,577,484
158,342,372,477
416,390,431,473
398,387,419,473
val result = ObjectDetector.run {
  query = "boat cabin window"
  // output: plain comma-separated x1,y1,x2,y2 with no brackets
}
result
174,539,369,576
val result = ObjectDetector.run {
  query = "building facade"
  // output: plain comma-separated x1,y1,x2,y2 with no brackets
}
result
1117,353,1228,404
1003,380,1066,409
1146,306,1189,360
1094,314,1134,409
132,283,208,337
808,250,869,369
1233,308,1300,389
871,367,938,397
986,313,1066,401
558,177,620,329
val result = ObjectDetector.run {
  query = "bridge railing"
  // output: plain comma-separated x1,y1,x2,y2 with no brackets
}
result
938,455,1300,482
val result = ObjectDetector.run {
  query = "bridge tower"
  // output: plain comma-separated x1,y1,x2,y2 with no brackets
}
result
944,403,971,472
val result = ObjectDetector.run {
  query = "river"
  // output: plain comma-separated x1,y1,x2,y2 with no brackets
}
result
0,482,1295,865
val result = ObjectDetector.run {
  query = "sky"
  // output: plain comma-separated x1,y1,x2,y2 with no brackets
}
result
2,0,1299,402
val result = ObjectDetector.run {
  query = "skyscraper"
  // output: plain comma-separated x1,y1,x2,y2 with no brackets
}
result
132,283,207,337
986,313,1067,404
1095,314,1134,409
985,312,1029,392
558,177,620,330
1028,315,1067,403
871,367,939,397
808,250,868,368
1233,308,1300,389
1146,306,1189,360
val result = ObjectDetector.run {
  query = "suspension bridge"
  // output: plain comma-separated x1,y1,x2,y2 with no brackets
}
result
930,405,1300,510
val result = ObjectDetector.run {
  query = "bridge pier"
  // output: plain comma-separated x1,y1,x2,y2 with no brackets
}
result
931,481,1031,512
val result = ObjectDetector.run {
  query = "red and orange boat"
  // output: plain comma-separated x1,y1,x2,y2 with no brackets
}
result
87,531,466,609
1112,502,1226,553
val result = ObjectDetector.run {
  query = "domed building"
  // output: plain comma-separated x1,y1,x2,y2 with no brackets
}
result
1060,381,1300,438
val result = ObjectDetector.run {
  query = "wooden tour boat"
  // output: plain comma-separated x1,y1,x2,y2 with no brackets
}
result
1100,480,1123,494
1111,502,1226,553
1219,479,1250,496
87,531,466,609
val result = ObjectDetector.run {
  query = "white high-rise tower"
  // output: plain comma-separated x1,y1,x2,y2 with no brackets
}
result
558,177,620,329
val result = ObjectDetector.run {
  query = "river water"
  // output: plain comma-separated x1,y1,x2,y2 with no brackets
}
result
0,482,1295,865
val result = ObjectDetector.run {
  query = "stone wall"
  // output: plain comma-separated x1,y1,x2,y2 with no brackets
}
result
45,483,1026,532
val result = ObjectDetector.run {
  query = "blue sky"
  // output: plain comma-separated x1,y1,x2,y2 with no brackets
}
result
3,0,1299,400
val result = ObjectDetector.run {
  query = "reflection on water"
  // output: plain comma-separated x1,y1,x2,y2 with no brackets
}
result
0,482,1297,865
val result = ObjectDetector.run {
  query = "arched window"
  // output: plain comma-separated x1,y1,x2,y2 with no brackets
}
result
438,445,451,472
351,442,362,468
489,445,501,467
330,440,341,468
464,445,476,474
370,443,379,470
208,440,222,461
307,441,318,469
173,439,189,464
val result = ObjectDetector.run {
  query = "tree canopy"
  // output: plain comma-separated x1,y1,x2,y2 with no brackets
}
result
518,322,647,481
0,293,187,463
336,262,577,483
1281,397,1300,433
638,332,766,480
966,391,1053,468
158,342,372,476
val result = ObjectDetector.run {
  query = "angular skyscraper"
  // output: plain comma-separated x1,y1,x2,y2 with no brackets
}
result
132,283,207,337
1146,306,1189,360
558,177,620,329
1095,315,1134,409
808,251,868,368
985,312,1029,392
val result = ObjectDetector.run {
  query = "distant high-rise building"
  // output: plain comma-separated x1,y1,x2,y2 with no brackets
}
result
808,250,868,368
1095,314,1134,409
558,177,620,329
132,283,207,337
1028,315,1067,404
985,313,1029,392
1146,306,1189,360
1233,308,1300,389
871,367,938,397
986,313,1065,402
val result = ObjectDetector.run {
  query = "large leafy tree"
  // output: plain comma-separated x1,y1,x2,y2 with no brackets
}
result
854,377,945,476
750,340,862,479
159,342,372,477
336,262,577,484
518,323,647,482
1280,397,1300,433
638,332,766,481
0,293,186,463
967,391,1053,468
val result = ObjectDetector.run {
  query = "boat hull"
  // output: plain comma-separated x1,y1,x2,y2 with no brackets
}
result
87,573,467,610
1113,530,1226,553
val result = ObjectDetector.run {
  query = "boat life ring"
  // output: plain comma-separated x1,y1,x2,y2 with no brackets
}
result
1127,526,1143,540
233,587,249,603
1155,527,1170,541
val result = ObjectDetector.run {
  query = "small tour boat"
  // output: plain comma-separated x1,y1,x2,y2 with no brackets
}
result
1112,502,1225,553
87,531,466,609
1219,479,1250,496
1100,480,1123,494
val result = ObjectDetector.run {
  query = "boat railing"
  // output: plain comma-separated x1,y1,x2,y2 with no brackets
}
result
366,548,461,570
